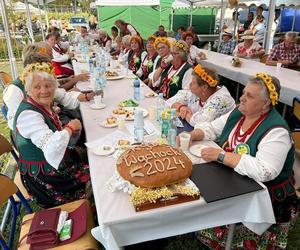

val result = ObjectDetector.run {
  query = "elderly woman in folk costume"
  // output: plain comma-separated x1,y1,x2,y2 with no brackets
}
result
50,31,75,77
97,29,112,51
182,32,207,66
127,35,145,75
233,30,265,61
14,63,91,208
180,73,297,249
136,35,159,84
148,36,171,89
152,40,193,99
166,65,235,127
3,50,94,131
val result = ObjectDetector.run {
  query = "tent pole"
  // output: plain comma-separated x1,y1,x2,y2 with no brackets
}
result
190,3,193,26
0,0,18,79
265,0,276,53
159,4,162,25
292,7,296,31
25,0,35,43
171,8,174,32
44,2,49,30
37,0,45,40
233,6,238,38
217,0,225,52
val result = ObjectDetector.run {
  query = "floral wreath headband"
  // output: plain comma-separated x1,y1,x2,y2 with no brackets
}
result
256,73,279,106
194,64,218,87
154,37,171,49
20,62,55,82
172,40,189,54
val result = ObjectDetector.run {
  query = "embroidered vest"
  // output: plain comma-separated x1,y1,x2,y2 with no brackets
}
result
127,49,143,74
141,53,158,79
159,63,191,99
13,101,59,176
218,108,295,201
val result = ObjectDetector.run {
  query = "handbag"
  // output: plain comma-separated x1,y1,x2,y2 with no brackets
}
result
18,201,88,250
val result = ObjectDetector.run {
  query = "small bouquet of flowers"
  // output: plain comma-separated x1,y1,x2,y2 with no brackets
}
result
231,57,242,67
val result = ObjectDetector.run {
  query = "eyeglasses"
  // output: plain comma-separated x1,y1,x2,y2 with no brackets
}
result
157,46,167,50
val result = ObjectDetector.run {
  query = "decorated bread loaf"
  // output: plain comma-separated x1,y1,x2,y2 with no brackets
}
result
117,144,192,188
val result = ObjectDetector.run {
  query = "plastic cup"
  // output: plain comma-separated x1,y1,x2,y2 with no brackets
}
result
117,115,126,129
149,106,156,121
276,62,282,69
179,132,191,151
94,95,102,106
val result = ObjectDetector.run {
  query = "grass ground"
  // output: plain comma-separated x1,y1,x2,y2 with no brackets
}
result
0,61,299,249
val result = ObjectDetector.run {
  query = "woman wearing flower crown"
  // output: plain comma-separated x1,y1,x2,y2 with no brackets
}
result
166,65,235,127
136,36,159,84
179,73,297,249
13,65,91,208
127,35,145,75
152,40,193,99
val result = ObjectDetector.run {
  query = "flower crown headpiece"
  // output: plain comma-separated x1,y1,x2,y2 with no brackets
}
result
154,37,171,49
172,40,189,54
20,62,55,82
256,73,279,106
39,47,47,54
194,64,218,87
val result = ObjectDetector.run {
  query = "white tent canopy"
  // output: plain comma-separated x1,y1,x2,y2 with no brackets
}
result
95,0,160,6
173,0,300,8
13,1,45,14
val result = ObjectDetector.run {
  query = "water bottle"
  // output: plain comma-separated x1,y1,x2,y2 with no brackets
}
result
88,57,94,73
156,93,164,124
161,109,170,140
133,77,140,101
208,42,212,51
168,109,177,146
134,110,144,143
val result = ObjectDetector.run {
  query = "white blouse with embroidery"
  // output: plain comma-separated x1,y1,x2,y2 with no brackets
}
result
166,86,235,127
194,110,292,182
16,110,70,169
3,84,80,130
188,45,202,66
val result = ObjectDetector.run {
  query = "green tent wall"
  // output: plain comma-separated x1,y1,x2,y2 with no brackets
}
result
97,1,216,38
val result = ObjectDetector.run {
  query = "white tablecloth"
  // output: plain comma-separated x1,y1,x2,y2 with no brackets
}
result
76,66,275,249
199,50,300,106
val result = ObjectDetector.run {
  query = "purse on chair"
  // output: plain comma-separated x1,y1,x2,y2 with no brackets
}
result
18,201,88,250
26,208,61,250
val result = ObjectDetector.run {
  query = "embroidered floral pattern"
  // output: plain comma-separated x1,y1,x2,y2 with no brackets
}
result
171,76,179,86
37,130,52,150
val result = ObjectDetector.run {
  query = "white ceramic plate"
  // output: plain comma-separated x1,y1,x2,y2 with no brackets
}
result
106,75,125,80
123,107,149,121
92,145,115,156
89,103,106,110
144,92,157,98
189,144,208,158
100,120,118,128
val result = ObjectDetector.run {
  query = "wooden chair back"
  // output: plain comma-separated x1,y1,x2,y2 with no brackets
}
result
0,134,13,156
293,97,300,123
0,175,18,208
0,72,12,86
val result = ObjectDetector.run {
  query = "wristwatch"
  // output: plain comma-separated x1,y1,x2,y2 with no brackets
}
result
217,151,226,163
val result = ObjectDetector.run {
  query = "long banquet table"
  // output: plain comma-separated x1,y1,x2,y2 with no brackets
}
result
73,62,275,250
199,49,300,107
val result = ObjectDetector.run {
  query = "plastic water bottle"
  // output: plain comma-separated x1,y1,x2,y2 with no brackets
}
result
156,93,164,124
88,57,94,73
133,77,140,101
168,109,177,146
208,42,212,51
161,109,170,139
134,110,144,143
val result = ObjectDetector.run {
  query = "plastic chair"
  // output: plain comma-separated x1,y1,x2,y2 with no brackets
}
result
0,174,32,250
